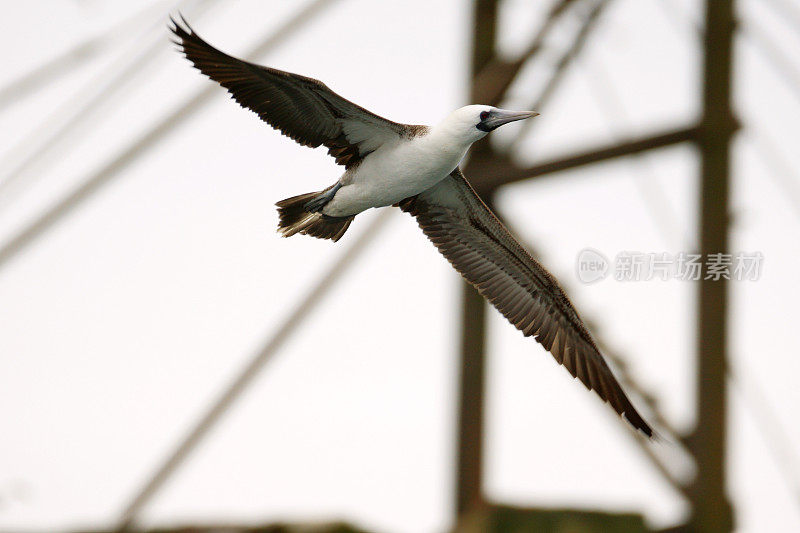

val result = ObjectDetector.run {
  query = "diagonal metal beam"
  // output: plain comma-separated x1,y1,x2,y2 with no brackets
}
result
0,0,218,203
115,211,391,531
579,56,691,248
495,209,692,499
0,2,170,113
0,0,341,273
472,0,576,107
509,0,612,150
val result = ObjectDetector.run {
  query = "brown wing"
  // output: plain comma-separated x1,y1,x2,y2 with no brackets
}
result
399,168,653,436
170,16,415,168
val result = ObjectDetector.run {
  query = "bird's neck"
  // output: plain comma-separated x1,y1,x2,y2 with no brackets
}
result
426,122,477,158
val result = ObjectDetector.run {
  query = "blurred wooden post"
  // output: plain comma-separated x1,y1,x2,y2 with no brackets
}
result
454,0,499,518
455,0,742,529
688,0,737,531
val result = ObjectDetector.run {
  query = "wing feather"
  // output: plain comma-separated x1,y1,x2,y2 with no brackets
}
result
170,17,421,168
399,168,653,436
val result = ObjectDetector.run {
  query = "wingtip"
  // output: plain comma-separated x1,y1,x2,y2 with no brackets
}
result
179,11,193,32
167,11,194,38
625,410,655,438
167,13,179,31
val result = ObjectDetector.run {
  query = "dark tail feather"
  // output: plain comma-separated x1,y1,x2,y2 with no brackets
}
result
276,191,354,242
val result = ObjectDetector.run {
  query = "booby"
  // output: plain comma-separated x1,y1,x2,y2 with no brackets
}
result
170,17,653,437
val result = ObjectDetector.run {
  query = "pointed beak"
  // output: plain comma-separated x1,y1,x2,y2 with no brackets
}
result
481,109,539,131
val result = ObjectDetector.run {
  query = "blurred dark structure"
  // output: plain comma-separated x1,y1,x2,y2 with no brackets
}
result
452,0,735,532
0,0,762,532
76,524,370,533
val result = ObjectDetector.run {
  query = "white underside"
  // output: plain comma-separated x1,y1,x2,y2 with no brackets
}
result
321,132,469,217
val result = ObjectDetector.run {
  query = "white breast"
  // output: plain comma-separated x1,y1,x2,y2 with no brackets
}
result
323,132,468,217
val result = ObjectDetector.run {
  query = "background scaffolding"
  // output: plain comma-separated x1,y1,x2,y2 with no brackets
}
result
0,0,798,532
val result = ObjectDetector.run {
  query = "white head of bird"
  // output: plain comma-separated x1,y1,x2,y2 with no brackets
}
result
436,105,539,145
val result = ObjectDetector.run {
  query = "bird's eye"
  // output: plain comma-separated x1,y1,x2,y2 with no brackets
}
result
479,111,489,121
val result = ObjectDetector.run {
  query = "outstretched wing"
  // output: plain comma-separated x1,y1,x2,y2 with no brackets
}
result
399,168,653,436
170,16,421,168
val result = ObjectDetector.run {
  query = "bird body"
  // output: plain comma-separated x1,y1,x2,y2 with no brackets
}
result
170,16,654,437
324,126,438,216
325,114,481,216
275,104,535,238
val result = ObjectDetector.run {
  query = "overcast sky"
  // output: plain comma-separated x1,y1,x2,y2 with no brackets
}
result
0,1,799,532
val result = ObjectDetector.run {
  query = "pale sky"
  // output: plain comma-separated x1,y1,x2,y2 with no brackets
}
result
0,1,799,532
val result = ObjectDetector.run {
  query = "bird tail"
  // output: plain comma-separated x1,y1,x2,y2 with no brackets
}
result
276,191,354,242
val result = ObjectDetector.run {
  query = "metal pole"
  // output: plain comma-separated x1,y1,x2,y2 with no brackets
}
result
454,0,499,519
689,0,737,530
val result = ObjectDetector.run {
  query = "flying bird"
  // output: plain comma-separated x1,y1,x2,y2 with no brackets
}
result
170,16,653,437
